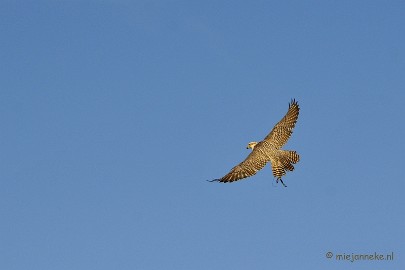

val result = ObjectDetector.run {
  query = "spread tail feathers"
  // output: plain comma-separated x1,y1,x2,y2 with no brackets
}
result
271,150,300,180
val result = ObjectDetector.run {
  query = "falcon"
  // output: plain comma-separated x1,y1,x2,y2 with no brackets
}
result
209,99,300,187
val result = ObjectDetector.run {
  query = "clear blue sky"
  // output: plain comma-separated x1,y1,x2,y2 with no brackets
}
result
1,1,404,269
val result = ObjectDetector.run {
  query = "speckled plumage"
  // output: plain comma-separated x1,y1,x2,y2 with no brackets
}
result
210,99,300,186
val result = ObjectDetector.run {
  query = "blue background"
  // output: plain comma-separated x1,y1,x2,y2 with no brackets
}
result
1,1,404,269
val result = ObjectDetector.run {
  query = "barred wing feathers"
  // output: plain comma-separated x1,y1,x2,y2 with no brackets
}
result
264,99,300,149
211,147,268,183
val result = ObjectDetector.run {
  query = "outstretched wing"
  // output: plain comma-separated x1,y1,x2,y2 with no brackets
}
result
264,99,299,149
210,146,268,183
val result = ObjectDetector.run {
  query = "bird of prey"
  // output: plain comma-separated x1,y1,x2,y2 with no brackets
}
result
209,99,300,187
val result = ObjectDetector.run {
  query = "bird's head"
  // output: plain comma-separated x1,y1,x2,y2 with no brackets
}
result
246,141,258,150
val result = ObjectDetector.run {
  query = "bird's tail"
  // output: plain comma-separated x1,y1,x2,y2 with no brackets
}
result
271,150,300,179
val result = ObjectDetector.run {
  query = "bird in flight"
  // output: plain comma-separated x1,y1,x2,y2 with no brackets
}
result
209,99,300,187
